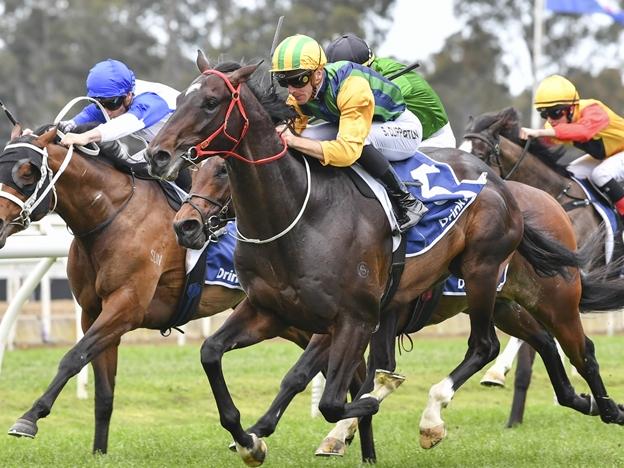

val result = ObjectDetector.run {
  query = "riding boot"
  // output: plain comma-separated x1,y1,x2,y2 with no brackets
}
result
600,178,624,221
358,145,428,232
379,166,428,231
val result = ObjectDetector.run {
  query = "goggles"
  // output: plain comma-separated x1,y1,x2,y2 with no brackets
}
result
538,106,568,120
95,95,126,111
274,71,312,89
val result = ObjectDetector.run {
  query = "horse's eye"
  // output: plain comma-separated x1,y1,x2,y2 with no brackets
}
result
203,97,219,111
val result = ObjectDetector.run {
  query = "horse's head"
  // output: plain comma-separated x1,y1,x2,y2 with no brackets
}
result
173,157,233,249
0,124,58,246
146,51,260,181
462,107,520,171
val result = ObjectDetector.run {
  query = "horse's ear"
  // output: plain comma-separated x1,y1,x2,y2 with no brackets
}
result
10,123,22,141
229,63,260,86
197,50,210,73
465,115,474,132
34,126,58,146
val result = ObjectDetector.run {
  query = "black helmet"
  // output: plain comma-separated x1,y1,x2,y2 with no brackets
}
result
325,33,374,66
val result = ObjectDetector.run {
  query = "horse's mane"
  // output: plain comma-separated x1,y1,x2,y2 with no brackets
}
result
213,60,297,125
469,107,572,178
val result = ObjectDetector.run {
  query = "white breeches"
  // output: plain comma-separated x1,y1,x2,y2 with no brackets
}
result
301,109,423,162
421,122,457,149
567,150,624,187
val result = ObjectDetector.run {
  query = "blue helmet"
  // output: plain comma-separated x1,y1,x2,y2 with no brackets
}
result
86,59,135,98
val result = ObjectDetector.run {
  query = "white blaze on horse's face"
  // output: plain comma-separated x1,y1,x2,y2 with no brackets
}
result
185,83,202,97
458,140,472,153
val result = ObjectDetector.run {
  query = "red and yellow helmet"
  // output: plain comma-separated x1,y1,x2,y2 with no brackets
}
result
534,75,579,109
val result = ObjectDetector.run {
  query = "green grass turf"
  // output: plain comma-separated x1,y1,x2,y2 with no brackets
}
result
0,335,623,467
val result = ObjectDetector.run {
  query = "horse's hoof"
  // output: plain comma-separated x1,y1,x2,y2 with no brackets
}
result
228,441,236,452
315,437,346,457
419,424,446,449
479,369,506,388
8,419,38,438
236,433,267,467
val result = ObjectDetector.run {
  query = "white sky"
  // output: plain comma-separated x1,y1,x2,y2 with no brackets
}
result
378,0,461,62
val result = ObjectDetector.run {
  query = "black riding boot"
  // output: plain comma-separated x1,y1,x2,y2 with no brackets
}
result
359,145,428,232
600,178,624,220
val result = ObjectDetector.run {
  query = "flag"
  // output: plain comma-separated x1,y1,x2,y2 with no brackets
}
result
546,0,624,24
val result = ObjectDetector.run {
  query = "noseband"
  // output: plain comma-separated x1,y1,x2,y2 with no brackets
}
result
182,192,234,241
183,69,288,165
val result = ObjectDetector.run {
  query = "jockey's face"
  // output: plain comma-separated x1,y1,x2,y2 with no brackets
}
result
104,93,133,118
288,68,323,105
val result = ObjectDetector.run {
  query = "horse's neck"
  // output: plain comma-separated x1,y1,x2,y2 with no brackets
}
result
48,148,134,235
227,141,310,240
500,137,569,196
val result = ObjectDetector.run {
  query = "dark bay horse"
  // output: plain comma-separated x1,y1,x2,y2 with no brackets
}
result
0,124,314,454
142,57,623,465
174,156,624,454
463,106,624,426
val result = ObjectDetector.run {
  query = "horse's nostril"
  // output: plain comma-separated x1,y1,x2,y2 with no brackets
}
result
0,219,4,232
181,219,201,234
152,150,172,168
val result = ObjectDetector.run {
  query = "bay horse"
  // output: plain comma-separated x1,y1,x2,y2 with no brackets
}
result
463,106,624,427
0,124,315,455
174,156,624,455
143,56,623,465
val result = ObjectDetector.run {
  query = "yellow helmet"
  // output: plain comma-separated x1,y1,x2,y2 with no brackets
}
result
271,34,327,73
534,75,579,108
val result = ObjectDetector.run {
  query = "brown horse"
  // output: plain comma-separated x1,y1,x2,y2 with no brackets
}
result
143,57,618,465
174,156,624,455
463,106,624,427
0,124,314,455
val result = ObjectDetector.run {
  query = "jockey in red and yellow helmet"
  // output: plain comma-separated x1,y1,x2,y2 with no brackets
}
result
520,74,624,219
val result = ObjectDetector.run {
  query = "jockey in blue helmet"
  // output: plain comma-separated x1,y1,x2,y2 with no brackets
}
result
60,59,179,151
59,59,190,190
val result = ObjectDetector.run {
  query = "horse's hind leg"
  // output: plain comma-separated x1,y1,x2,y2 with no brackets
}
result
419,269,501,449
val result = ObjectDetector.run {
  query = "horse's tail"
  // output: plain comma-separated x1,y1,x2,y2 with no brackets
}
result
577,237,624,312
517,215,581,279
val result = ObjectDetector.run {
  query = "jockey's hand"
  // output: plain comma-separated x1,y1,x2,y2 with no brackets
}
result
60,132,92,147
519,127,541,140
276,124,294,145
21,128,33,136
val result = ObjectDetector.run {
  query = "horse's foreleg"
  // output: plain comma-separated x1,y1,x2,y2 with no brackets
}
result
316,309,401,462
91,343,120,453
317,319,379,423
246,333,332,439
200,300,290,467
9,293,141,441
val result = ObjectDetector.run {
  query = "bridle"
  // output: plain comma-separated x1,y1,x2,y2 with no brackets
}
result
0,135,136,237
182,69,288,166
0,139,65,229
464,130,531,181
181,192,234,241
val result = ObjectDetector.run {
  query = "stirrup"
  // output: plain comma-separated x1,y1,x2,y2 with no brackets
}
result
398,200,428,232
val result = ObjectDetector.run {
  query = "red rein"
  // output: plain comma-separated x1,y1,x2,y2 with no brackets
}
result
190,69,288,165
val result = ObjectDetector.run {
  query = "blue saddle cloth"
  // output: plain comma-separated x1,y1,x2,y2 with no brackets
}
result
391,151,488,257
442,266,509,296
205,221,241,289
574,177,618,234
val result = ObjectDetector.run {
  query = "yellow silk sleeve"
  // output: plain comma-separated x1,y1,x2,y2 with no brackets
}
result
319,76,374,166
